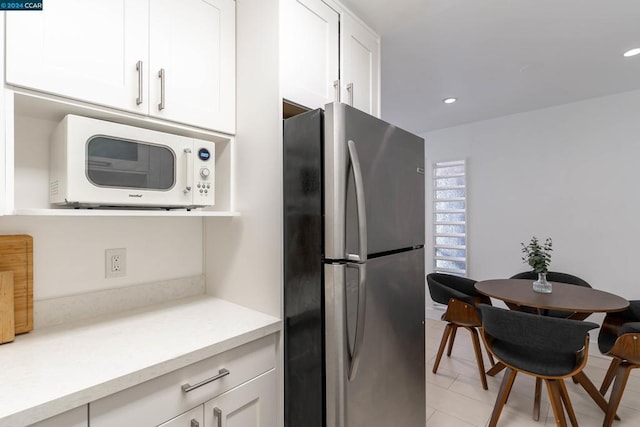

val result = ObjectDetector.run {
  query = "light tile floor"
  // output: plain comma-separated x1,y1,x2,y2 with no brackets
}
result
426,319,640,426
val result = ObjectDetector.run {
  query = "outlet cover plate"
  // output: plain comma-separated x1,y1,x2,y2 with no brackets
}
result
105,248,126,278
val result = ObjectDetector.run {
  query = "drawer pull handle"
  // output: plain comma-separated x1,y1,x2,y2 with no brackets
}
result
191,419,200,427
214,407,222,427
181,368,230,392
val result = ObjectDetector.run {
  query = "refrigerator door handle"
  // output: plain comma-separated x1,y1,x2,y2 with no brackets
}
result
346,140,368,263
325,264,347,427
348,262,367,381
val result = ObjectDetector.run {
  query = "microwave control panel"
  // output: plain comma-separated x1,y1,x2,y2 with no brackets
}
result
192,144,215,206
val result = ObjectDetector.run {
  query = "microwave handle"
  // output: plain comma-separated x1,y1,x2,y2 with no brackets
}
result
184,148,193,194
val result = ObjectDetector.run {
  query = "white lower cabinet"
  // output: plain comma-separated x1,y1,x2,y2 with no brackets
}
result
158,406,204,427
154,369,276,427
27,406,88,427
204,370,277,427
89,334,277,427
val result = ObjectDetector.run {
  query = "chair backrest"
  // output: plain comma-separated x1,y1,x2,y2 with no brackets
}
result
510,271,591,288
426,273,477,306
480,304,598,356
599,300,640,354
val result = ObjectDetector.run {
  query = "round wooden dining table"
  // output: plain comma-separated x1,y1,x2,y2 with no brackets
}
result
475,278,629,421
476,279,629,316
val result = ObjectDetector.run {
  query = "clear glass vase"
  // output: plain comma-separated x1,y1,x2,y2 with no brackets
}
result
532,272,552,293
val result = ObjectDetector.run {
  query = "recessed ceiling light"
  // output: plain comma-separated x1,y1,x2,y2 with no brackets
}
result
623,48,640,57
443,97,457,104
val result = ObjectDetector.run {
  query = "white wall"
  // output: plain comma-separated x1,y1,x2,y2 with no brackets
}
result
2,106,204,302
0,215,203,300
204,0,282,319
423,89,640,301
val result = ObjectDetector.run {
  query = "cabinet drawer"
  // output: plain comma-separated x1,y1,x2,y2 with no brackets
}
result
157,406,203,427
27,406,88,427
90,334,276,427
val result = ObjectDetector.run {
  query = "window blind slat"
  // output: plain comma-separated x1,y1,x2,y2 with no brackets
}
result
433,160,467,277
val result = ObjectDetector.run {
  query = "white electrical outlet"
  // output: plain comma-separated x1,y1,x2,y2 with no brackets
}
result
105,248,127,278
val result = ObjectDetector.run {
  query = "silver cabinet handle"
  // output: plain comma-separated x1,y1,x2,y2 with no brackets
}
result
190,420,199,427
158,68,166,110
346,140,367,263
181,368,230,392
333,79,341,103
346,83,354,106
214,407,222,427
136,60,143,105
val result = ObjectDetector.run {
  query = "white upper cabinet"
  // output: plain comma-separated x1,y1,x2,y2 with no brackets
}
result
149,0,235,132
5,0,235,134
340,13,380,116
5,0,148,114
281,0,340,109
281,0,379,115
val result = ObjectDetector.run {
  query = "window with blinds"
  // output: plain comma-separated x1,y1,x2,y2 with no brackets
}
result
433,160,467,276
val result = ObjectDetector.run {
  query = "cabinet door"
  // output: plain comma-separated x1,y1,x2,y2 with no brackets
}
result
27,406,88,427
5,0,148,113
281,0,339,110
204,370,276,427
340,13,380,116
149,0,236,133
158,406,204,427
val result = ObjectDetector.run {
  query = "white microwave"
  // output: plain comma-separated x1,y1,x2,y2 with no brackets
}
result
49,115,215,209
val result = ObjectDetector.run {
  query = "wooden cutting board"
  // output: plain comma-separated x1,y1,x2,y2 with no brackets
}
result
0,235,33,335
0,271,15,343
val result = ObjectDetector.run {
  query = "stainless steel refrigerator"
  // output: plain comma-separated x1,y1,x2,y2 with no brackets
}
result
284,102,425,427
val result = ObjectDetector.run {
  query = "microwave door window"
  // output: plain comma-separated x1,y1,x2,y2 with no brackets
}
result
86,137,175,190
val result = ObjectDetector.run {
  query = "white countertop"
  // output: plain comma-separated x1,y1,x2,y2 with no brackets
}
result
0,295,281,426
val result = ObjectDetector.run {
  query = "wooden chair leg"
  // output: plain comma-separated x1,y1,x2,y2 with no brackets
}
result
603,363,635,427
488,368,517,427
572,371,620,420
468,326,488,390
558,379,579,427
487,362,506,377
484,342,496,367
446,325,458,356
533,378,542,421
433,323,453,374
600,358,621,395
545,379,568,427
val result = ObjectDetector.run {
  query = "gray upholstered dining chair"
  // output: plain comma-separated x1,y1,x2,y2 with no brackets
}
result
597,300,640,427
509,271,592,320
426,272,494,390
479,304,599,427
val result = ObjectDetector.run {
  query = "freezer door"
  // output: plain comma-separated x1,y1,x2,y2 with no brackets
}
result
325,249,426,427
324,102,425,260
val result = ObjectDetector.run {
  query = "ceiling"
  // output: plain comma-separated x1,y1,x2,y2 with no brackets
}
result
338,0,640,135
